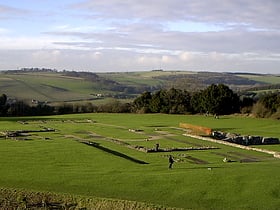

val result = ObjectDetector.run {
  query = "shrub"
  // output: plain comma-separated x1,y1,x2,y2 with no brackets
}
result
252,102,271,118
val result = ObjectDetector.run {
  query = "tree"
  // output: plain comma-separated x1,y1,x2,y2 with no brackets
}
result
7,101,30,116
32,104,55,116
192,84,240,115
190,91,204,114
149,89,168,113
132,88,192,114
259,93,280,113
55,103,73,115
239,95,255,114
98,99,131,113
0,94,7,115
165,88,191,114
252,102,270,118
0,94,7,105
132,91,152,113
253,92,280,118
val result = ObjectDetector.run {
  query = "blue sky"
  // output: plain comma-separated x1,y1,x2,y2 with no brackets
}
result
0,0,279,73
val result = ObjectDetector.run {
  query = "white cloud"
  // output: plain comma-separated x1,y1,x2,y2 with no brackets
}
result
31,50,62,65
0,1,279,73
0,49,279,73
0,34,93,50
179,52,194,61
89,51,102,60
161,55,176,64
72,0,280,29
137,55,160,66
0,36,50,50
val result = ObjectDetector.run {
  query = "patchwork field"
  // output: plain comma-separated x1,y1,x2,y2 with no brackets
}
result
0,113,279,209
0,72,97,103
238,74,280,84
2,70,279,106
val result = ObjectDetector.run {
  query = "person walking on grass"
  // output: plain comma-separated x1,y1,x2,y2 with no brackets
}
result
169,155,175,169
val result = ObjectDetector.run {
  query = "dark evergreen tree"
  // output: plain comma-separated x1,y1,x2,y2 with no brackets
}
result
149,90,165,113
191,84,239,115
0,94,7,115
31,104,55,116
132,91,152,113
133,88,191,114
7,101,31,116
190,91,204,114
196,84,240,115
165,88,191,114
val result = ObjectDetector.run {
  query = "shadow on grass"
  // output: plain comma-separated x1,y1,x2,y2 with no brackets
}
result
82,141,149,164
183,156,209,164
0,117,55,122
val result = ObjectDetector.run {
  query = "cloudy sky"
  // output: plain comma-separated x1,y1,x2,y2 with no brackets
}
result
0,0,279,73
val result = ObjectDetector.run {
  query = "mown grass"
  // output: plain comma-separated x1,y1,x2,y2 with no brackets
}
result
0,113,279,209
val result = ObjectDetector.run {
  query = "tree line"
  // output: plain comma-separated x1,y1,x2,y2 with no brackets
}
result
132,84,240,115
1,84,279,118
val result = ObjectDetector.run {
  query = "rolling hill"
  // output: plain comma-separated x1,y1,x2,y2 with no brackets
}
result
0,69,279,105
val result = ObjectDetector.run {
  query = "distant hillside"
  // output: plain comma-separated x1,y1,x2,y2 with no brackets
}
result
0,69,279,104
97,70,273,91
235,73,280,85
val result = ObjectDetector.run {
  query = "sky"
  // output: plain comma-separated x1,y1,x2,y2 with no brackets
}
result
0,0,279,73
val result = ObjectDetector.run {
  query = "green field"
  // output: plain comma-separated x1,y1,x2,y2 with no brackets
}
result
0,72,97,102
2,70,279,107
97,71,193,87
238,74,280,84
0,113,280,209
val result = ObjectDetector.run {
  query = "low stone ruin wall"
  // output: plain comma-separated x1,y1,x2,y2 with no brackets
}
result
145,146,219,153
212,131,279,146
1,128,56,140
184,133,280,158
89,137,219,153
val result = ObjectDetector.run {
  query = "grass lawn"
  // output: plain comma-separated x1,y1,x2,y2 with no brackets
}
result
0,113,279,209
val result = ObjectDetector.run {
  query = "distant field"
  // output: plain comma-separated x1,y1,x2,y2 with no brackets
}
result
238,74,280,84
1,70,279,105
0,72,115,104
99,72,164,86
0,113,279,209
98,71,196,87
1,71,176,104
